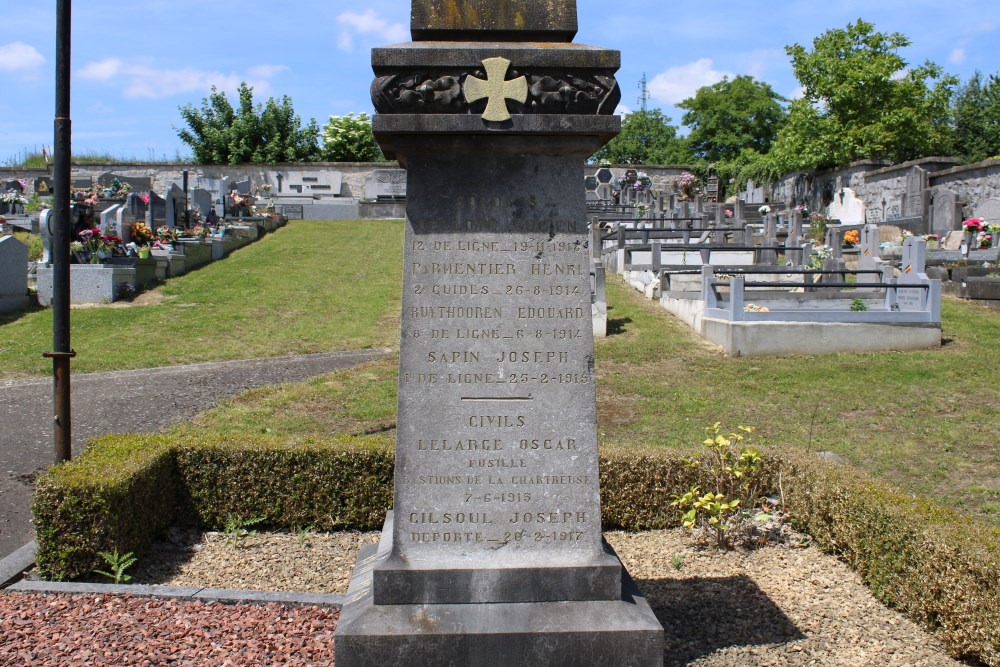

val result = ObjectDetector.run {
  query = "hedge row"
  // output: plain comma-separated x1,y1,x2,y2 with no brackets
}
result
32,435,999,665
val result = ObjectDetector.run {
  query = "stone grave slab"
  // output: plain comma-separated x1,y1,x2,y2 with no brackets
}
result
973,198,1000,226
897,237,929,311
931,190,962,236
0,235,29,313
827,187,865,224
365,169,407,200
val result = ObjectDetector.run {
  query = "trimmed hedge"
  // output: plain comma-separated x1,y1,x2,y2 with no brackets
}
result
32,434,177,581
173,435,394,530
32,437,999,665
779,451,1000,666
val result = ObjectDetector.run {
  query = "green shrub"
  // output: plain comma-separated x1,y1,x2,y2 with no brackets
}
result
32,438,999,665
780,452,1000,666
32,434,177,580
172,434,394,530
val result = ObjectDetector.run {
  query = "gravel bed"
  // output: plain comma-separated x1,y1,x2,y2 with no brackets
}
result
1,528,967,666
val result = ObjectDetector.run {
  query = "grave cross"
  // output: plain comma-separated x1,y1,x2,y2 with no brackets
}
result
463,57,528,122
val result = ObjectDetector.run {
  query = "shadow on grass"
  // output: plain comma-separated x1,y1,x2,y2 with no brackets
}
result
606,312,634,337
637,574,805,666
0,303,46,327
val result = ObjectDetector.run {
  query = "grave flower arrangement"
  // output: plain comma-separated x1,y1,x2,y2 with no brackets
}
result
843,229,859,247
758,205,771,215
725,209,733,218
809,244,832,270
73,228,121,263
979,232,993,249
677,172,700,200
130,222,153,246
963,218,984,233
924,233,940,242
899,229,914,244
155,226,180,245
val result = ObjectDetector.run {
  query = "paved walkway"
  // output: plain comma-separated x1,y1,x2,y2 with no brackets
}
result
0,349,392,559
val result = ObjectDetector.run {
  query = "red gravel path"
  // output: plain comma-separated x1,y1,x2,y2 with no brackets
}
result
0,593,339,666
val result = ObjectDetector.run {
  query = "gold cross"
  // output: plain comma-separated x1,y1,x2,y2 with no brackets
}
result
463,57,528,122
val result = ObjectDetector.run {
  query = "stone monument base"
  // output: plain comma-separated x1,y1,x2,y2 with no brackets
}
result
335,513,664,666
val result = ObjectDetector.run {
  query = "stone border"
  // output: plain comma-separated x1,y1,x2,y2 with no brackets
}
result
0,541,346,609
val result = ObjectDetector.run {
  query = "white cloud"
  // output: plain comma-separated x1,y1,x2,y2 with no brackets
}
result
78,58,124,81
247,64,290,79
336,9,408,51
614,104,632,117
78,59,286,99
949,47,967,65
0,42,45,76
648,58,735,105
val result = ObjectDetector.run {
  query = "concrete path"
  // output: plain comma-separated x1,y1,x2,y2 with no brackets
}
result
0,349,392,560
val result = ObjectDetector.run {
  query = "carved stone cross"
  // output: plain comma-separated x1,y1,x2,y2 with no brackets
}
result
463,57,528,122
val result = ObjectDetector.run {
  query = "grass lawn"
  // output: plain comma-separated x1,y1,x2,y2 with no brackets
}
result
6,218,997,522
170,236,1000,523
0,220,403,378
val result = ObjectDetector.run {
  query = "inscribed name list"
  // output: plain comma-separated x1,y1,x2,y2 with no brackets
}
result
395,168,602,568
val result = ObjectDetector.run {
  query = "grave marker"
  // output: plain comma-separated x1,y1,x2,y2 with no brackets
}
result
365,169,407,200
0,235,29,313
827,187,865,224
897,237,928,311
336,2,662,663
931,190,963,237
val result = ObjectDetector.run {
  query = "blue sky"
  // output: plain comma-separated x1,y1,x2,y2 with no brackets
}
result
2,1,999,163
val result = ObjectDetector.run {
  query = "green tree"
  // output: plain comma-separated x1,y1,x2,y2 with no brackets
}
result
678,75,787,162
321,113,384,162
591,109,691,165
952,71,1000,162
772,19,956,171
176,83,321,164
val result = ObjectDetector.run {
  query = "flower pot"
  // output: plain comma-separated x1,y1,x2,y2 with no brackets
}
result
137,247,150,259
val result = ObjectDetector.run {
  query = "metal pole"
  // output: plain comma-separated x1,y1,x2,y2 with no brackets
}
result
46,0,75,463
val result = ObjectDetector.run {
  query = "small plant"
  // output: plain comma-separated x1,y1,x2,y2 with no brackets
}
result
671,423,765,549
94,549,138,584
296,525,315,546
850,298,868,312
671,554,685,571
224,515,266,548
118,282,137,301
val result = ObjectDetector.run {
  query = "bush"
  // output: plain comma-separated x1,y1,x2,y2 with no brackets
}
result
173,434,394,530
780,452,1000,666
32,434,177,580
32,438,1000,665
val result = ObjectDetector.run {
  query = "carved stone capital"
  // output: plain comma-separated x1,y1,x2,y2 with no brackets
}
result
371,67,620,116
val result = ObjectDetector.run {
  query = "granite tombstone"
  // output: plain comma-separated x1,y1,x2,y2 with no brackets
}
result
335,2,662,665
0,235,29,313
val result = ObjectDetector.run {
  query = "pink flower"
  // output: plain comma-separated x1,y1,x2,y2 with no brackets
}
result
139,193,151,205
963,218,984,232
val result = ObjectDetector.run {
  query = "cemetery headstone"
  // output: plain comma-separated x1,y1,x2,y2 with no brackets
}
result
100,205,122,237
191,189,214,217
897,238,928,311
857,223,882,272
827,187,865,224
0,235,29,313
902,166,927,219
364,169,407,200
39,209,53,264
164,184,185,228
931,190,963,237
335,1,662,663
72,178,93,190
743,179,765,204
34,177,53,195
973,198,1000,227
